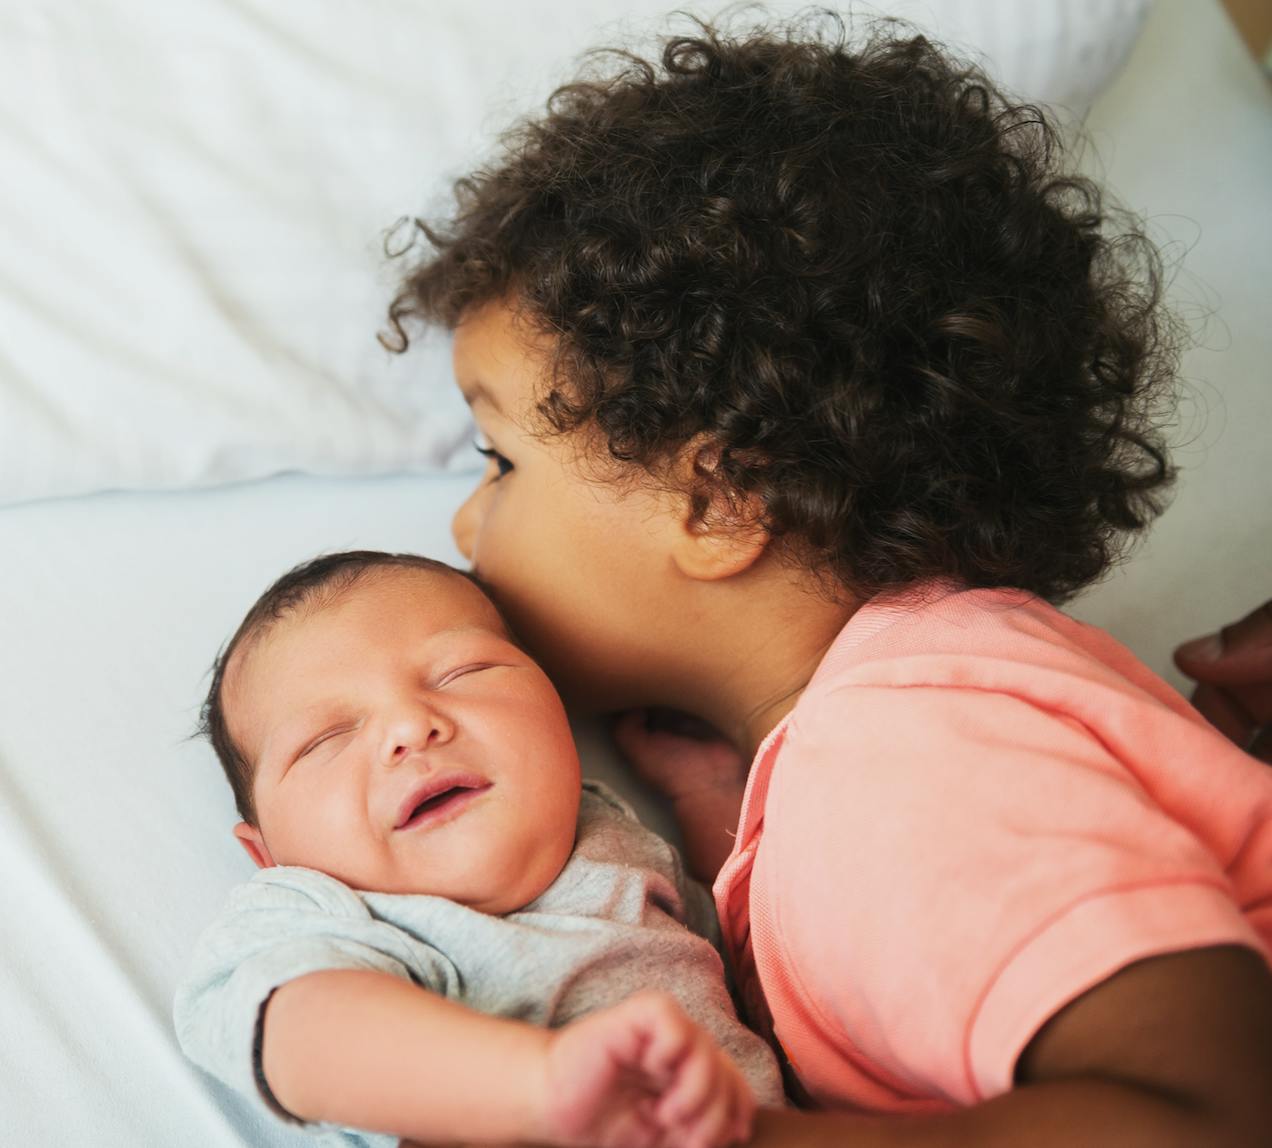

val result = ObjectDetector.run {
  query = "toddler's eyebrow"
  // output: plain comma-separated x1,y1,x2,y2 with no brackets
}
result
458,377,502,414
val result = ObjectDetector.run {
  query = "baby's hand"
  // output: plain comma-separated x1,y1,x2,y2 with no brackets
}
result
611,710,748,804
540,990,754,1148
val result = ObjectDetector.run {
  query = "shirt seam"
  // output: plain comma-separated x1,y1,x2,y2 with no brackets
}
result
959,874,1235,1101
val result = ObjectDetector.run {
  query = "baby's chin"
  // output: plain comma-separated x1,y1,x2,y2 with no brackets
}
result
367,867,559,916
353,841,572,914
455,880,555,916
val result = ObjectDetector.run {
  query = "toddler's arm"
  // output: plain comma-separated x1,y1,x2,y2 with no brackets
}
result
262,969,755,1148
737,945,1272,1147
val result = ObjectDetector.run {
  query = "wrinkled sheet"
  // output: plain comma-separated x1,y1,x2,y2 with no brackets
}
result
1,1,1269,1145
0,0,1148,506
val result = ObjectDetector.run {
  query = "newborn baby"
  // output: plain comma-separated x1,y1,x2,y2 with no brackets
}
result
174,550,782,1148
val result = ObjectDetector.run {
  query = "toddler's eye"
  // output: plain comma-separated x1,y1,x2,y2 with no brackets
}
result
473,438,513,480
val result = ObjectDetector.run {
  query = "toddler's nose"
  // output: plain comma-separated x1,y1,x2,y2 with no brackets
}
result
451,487,480,562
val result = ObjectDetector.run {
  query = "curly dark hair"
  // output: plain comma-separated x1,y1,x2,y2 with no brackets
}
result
384,13,1180,604
199,551,491,825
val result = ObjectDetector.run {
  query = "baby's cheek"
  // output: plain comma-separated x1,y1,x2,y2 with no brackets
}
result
288,788,361,864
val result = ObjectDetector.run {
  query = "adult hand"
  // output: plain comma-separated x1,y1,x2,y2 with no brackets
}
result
543,990,754,1148
1173,599,1272,763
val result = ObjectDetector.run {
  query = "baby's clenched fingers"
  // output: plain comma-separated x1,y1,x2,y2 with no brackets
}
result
655,1031,718,1128
628,991,696,1085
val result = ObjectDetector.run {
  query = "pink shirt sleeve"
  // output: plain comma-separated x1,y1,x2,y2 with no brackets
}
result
756,681,1265,1105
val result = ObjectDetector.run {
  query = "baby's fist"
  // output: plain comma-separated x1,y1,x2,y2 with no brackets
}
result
542,991,754,1148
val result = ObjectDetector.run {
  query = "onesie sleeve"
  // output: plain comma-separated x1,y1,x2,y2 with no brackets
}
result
173,866,459,1143
758,683,1265,1107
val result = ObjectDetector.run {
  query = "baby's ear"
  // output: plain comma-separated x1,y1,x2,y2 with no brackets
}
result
232,822,276,869
669,438,771,582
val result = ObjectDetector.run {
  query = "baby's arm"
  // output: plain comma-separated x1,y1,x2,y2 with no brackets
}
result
260,969,544,1142
262,970,754,1148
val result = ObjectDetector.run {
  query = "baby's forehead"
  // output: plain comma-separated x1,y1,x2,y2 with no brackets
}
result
227,566,506,695
344,564,511,637
296,560,490,632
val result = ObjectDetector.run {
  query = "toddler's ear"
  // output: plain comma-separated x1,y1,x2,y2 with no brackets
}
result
670,439,770,582
233,822,277,869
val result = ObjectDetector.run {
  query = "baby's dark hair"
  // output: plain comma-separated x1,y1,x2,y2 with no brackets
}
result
199,551,489,825
385,14,1180,604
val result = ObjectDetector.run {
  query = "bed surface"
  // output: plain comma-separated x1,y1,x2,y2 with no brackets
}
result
1,1,1268,1144
0,477,457,1147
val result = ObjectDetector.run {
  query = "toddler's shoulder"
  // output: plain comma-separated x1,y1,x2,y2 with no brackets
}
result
808,582,1192,722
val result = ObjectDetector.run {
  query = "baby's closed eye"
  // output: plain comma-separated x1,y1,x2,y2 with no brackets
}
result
294,724,358,764
436,663,496,687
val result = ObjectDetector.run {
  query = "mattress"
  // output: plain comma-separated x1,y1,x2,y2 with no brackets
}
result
1,1,1268,1144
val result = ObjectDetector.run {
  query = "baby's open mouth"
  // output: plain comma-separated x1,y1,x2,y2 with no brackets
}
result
395,776,491,831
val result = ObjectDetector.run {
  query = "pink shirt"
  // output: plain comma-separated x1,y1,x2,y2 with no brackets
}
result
713,582,1272,1112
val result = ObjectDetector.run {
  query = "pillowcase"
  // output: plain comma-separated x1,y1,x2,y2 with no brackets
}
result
0,0,1149,506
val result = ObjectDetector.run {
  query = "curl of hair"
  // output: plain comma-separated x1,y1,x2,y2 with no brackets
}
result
385,15,1181,603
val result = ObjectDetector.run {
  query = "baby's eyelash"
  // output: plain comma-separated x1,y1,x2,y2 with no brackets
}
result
473,439,513,479
296,726,351,762
438,663,495,687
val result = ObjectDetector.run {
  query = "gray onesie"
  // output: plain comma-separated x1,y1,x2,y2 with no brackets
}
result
174,782,784,1146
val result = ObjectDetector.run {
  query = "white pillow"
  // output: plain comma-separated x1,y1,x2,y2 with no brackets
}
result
0,0,1150,506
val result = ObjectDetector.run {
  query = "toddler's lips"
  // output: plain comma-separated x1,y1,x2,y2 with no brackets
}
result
394,774,491,832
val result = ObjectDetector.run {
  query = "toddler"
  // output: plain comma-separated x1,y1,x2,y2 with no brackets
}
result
383,14,1272,1147
174,551,783,1148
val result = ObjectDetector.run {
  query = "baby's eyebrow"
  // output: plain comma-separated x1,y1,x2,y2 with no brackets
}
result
259,707,339,771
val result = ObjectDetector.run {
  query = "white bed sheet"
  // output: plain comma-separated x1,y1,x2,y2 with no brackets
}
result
1,1,1268,1145
1,0,1147,508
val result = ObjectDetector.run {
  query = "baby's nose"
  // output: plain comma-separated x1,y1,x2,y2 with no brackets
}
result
382,703,454,763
